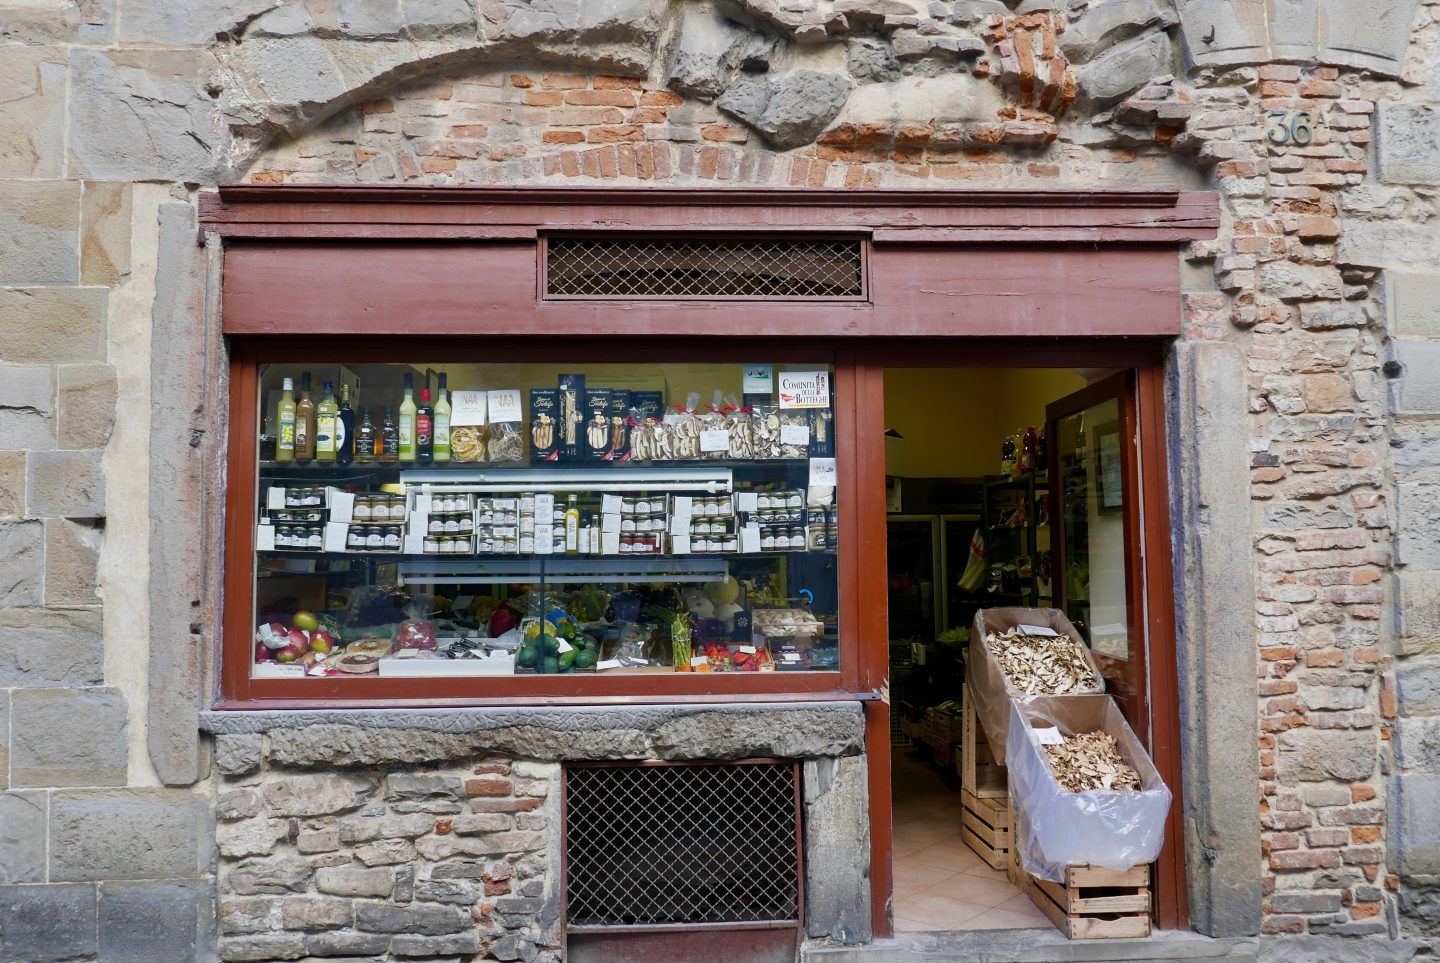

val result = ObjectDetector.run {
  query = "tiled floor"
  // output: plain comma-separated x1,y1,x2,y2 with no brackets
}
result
890,747,1055,933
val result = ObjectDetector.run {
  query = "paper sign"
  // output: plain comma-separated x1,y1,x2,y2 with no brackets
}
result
602,513,621,533
262,663,307,678
601,494,623,515
808,458,838,487
740,524,762,554
601,532,620,555
323,522,349,553
780,423,811,446
267,487,286,510
1030,726,1064,746
535,493,554,516
778,370,831,409
781,653,802,663
597,659,622,670
327,489,355,524
743,365,774,394
671,535,691,554
255,524,276,551
700,429,729,453
692,656,710,667
404,532,425,554
451,390,488,426
1018,624,1059,637
736,492,758,513
487,389,522,423
557,639,573,654
739,645,757,654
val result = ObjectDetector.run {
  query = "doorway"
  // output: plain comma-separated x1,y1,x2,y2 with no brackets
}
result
878,363,1178,934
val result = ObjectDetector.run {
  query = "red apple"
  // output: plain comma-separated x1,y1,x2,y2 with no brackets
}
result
309,629,336,655
255,622,290,650
292,610,320,632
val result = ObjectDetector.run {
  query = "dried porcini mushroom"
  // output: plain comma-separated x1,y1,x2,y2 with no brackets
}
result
984,628,1101,695
1042,730,1142,792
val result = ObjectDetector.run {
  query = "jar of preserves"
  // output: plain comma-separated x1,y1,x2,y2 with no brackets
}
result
347,527,366,551
383,528,401,551
423,535,441,553
365,527,383,550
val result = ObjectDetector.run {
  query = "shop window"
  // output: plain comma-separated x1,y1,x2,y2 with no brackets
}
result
564,761,801,926
242,356,840,690
543,237,865,299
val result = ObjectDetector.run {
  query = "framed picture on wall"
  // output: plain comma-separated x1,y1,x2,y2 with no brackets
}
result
1096,423,1123,513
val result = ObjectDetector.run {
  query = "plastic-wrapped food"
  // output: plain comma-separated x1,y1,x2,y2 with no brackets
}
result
1005,694,1171,882
486,422,523,463
665,393,703,461
968,607,1105,756
393,619,438,651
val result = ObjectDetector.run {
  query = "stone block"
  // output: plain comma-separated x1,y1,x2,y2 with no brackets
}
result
354,900,467,934
387,772,464,799
1392,773,1440,877
226,855,312,894
0,605,104,686
1276,727,1375,783
1259,264,1343,301
1378,105,1440,186
0,0,114,43
1320,0,1422,77
403,0,478,39
27,450,105,519
56,363,117,450
118,0,280,44
666,2,751,98
50,788,212,881
11,686,126,787
0,180,80,286
0,364,56,451
804,755,872,941
99,880,216,963
1394,340,1440,415
0,883,99,962
846,37,899,83
1074,31,1174,112
1387,272,1440,339
1341,220,1440,270
1397,658,1440,716
0,691,7,790
302,930,392,956
391,932,484,956
1398,483,1440,568
44,519,100,606
1396,716,1440,772
1060,0,1176,63
0,520,44,607
215,733,263,776
1396,571,1440,657
316,866,395,898
218,818,287,859
0,791,47,883
0,287,107,365
265,774,378,817
217,932,306,961
718,70,854,151
1175,0,1268,68
0,47,67,178
1299,301,1369,331
0,452,23,517
1268,0,1320,60
281,896,354,930
67,48,220,182
79,184,132,286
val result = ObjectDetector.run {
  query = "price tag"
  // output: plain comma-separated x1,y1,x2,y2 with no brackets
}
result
451,390,488,426
691,656,710,668
743,365,773,394
396,649,418,659
265,663,307,678
739,645,757,654
601,494,623,515
557,639,573,654
597,659,622,670
306,663,328,677
266,487,286,510
487,389,522,423
780,423,810,446
700,429,730,453
1030,726,1064,746
808,458,837,487
1018,624,1059,637
781,653,801,663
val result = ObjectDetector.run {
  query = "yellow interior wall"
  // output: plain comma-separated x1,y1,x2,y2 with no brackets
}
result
883,368,1088,478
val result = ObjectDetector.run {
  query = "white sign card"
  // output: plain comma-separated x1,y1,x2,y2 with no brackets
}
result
597,659,622,671
601,494,623,515
780,423,810,446
255,524,276,551
808,457,838,487
323,522,349,553
601,513,621,534
743,365,774,394
266,487,286,510
1018,624,1059,637
487,389,522,423
671,534,691,554
699,429,730,453
777,370,831,409
1030,726,1065,746
740,524,762,554
327,489,354,524
601,532,620,555
736,492,759,513
692,656,710,668
450,390,488,426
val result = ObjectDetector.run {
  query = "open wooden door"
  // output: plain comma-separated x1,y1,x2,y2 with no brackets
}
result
1045,372,1148,734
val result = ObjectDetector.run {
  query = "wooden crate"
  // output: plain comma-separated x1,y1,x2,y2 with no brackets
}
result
961,684,1007,798
960,789,1011,870
1021,863,1152,940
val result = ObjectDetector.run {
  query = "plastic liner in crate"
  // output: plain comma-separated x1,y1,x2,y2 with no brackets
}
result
1004,694,1171,884
968,606,1105,757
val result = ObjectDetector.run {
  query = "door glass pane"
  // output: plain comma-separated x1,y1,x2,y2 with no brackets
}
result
1054,397,1132,691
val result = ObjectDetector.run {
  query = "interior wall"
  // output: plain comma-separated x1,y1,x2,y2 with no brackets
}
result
883,368,1087,478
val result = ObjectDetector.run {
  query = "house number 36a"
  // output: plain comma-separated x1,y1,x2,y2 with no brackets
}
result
1267,110,1314,146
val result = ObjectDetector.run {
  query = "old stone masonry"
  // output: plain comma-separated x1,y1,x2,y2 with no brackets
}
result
2,0,1440,960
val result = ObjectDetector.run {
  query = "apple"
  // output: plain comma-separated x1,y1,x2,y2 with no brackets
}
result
275,644,305,663
285,628,311,652
255,622,290,650
292,610,320,632
309,629,336,655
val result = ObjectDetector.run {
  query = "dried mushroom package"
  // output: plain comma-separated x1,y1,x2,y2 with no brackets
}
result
665,392,703,461
1004,694,1171,883
967,607,1105,756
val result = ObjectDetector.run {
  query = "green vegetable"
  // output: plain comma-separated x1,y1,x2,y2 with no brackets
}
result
516,646,538,668
559,649,577,671
575,650,598,670
542,656,560,674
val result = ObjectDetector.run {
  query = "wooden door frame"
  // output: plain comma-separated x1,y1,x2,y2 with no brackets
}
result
866,348,1185,937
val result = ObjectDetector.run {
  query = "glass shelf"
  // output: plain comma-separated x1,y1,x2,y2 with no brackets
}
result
259,458,809,480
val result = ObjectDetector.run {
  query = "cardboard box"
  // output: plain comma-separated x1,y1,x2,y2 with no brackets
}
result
529,388,559,463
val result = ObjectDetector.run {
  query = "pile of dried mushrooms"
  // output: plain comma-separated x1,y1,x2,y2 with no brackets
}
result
1043,730,1143,792
984,628,1102,695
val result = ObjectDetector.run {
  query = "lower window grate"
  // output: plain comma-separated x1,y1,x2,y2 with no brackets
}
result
564,760,801,927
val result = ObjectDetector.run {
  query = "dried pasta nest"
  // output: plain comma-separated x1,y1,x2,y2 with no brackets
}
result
984,628,1101,695
1042,730,1143,792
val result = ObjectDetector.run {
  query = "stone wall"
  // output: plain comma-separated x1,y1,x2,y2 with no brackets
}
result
2,0,1440,957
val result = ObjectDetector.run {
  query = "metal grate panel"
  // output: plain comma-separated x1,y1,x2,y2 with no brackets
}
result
565,761,801,927
545,237,864,299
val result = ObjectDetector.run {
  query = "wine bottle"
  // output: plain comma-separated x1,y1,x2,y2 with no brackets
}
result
416,386,434,465
355,406,376,464
398,373,416,463
295,372,315,462
381,407,400,463
336,383,355,465
433,373,452,463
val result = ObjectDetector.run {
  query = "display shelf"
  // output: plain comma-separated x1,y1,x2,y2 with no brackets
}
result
259,458,809,479
257,549,835,563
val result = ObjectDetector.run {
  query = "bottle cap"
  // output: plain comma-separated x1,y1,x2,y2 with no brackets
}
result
324,381,333,392
421,388,431,402
404,373,414,389
283,377,294,390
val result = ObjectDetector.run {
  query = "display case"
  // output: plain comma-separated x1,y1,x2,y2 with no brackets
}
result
235,355,843,695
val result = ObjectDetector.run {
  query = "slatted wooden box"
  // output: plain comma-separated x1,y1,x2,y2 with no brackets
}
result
960,789,1011,870
959,683,1007,799
1021,863,1152,940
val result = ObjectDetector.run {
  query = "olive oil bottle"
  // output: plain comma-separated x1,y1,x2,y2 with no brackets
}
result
275,378,297,462
295,372,315,462
398,373,417,463
315,381,339,462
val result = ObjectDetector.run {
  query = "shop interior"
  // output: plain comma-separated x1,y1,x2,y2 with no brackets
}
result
884,366,1128,933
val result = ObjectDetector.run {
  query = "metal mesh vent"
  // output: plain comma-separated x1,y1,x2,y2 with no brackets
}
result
545,237,864,299
565,761,801,927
